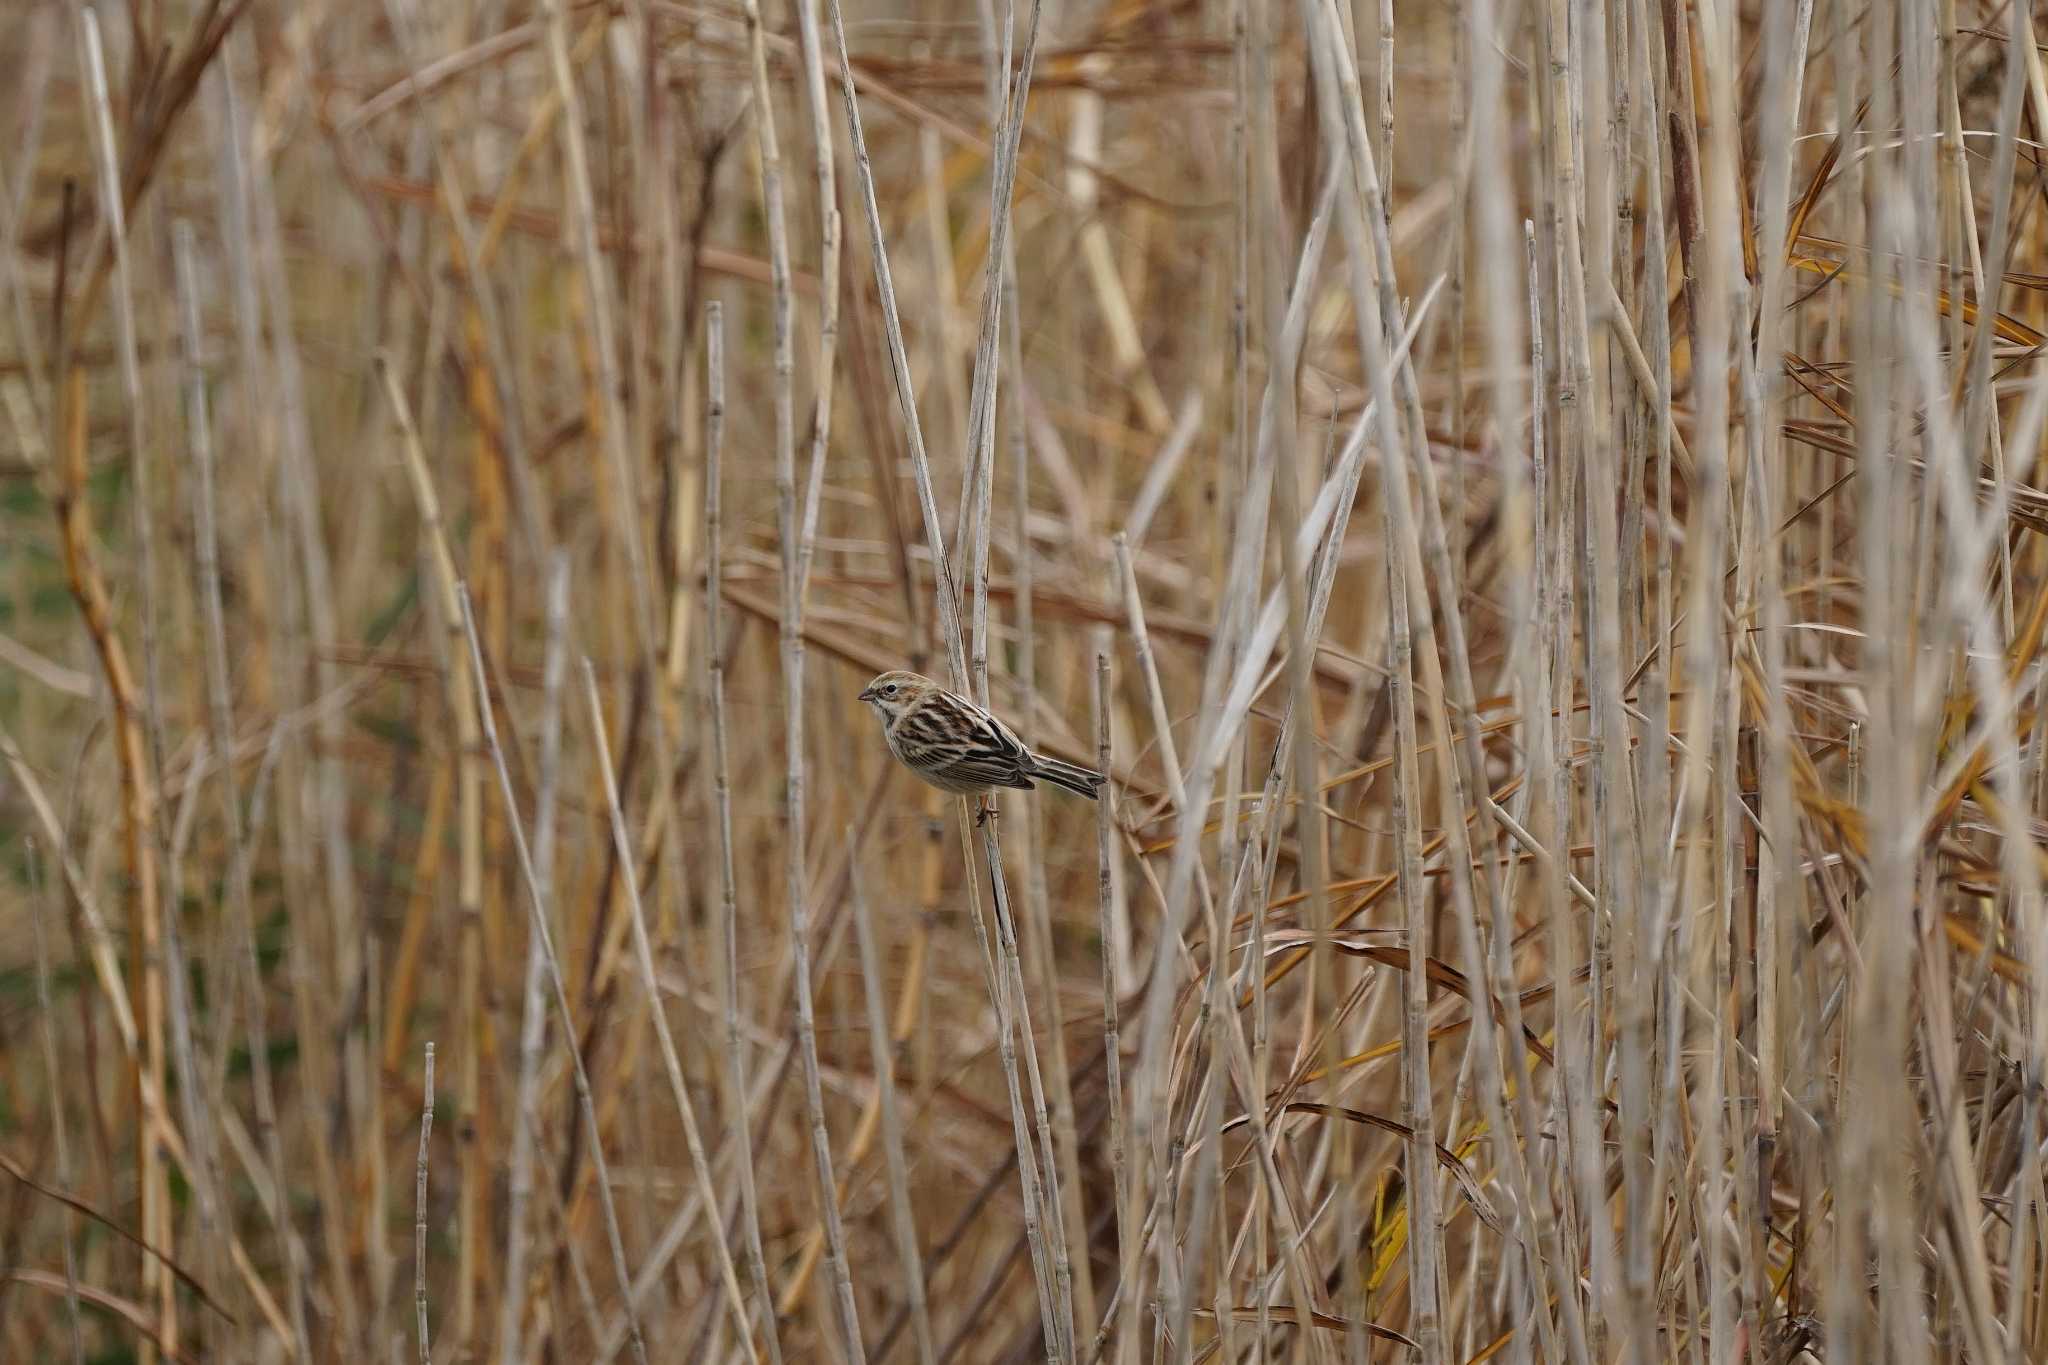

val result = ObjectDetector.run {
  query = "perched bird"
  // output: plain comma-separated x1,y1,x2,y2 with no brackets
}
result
856,670,1105,800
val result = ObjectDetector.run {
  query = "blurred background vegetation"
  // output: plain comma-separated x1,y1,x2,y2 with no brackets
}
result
2,1,2046,1363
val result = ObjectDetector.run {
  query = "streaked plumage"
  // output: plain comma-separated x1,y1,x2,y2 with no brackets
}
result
856,670,1105,799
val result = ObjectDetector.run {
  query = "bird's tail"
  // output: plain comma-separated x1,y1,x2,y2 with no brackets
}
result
1030,754,1105,799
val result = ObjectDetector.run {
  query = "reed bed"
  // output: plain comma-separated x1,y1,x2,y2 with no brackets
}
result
2,0,2045,1361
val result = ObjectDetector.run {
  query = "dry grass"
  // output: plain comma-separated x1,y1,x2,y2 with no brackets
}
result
2,0,2047,1361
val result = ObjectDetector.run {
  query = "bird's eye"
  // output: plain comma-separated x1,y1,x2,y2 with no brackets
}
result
883,684,898,696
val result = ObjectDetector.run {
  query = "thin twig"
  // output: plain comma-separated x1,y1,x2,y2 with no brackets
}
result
703,303,787,1364
415,1041,435,1365
848,860,938,1365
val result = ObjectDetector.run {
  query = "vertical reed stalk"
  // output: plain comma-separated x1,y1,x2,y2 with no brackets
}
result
496,554,572,1365
705,302,787,1364
415,1041,436,1365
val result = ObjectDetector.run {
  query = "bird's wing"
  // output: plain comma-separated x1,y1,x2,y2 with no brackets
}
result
896,691,1035,789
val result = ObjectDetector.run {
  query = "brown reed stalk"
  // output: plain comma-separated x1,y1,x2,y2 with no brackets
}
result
52,358,171,1358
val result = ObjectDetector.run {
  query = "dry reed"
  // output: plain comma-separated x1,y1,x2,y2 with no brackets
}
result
7,2,2048,1363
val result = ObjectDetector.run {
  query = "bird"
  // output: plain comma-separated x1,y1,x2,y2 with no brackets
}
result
856,670,1105,801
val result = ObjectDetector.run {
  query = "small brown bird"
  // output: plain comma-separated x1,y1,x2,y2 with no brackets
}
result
856,670,1105,800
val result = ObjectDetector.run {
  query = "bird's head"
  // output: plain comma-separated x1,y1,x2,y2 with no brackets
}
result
856,670,935,723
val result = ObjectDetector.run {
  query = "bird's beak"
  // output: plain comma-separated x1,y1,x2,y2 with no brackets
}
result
857,686,876,703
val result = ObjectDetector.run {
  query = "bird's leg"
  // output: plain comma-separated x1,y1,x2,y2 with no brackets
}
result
975,797,999,829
